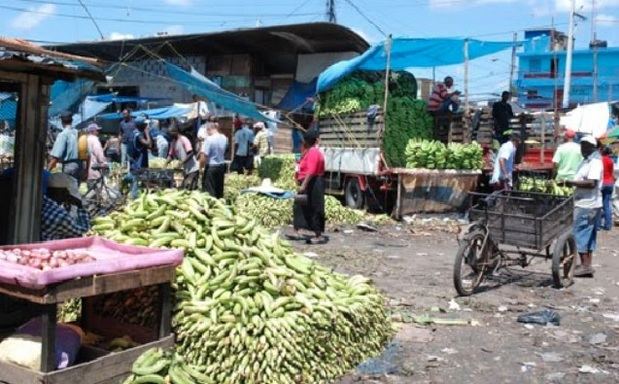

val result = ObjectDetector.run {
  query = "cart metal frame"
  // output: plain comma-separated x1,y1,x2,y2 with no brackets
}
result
453,190,578,296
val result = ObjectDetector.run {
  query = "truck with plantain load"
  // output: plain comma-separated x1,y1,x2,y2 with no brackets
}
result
316,71,481,216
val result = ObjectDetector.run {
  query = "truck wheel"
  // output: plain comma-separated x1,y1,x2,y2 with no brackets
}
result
345,178,365,209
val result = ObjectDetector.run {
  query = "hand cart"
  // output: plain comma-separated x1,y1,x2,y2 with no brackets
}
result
453,190,577,296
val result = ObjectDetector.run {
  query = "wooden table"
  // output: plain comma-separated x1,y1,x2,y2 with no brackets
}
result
0,264,175,383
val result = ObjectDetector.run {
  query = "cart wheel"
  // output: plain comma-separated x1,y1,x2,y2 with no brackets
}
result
453,230,489,296
551,232,577,289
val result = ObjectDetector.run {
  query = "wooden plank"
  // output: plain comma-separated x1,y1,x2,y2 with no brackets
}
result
0,266,176,305
41,304,57,373
42,336,175,384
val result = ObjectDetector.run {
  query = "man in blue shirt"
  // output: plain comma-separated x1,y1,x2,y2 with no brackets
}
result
126,118,152,199
48,111,81,180
233,119,255,174
200,122,228,198
119,109,136,167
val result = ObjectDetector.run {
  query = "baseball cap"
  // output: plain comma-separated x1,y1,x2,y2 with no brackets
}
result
564,129,576,139
86,123,102,133
581,135,597,146
253,122,265,130
48,173,81,202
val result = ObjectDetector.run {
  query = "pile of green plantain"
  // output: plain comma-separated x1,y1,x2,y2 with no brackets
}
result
91,190,392,384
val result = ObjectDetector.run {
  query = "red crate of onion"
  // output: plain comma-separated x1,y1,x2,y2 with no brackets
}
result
0,237,183,289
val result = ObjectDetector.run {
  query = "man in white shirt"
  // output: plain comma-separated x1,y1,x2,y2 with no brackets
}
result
490,131,521,190
566,135,603,278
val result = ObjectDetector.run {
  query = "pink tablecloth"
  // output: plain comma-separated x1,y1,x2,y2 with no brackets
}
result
0,237,183,289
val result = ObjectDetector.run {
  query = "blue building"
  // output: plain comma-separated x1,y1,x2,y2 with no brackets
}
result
516,29,619,109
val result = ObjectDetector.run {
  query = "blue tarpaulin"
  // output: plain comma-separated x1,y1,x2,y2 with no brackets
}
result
88,94,170,104
97,105,193,121
317,37,516,93
49,79,94,116
165,63,279,123
276,79,317,112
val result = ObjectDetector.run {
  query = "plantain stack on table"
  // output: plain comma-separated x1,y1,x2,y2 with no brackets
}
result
92,189,392,384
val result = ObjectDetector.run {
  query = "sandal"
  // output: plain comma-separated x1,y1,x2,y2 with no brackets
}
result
307,236,329,245
285,233,307,241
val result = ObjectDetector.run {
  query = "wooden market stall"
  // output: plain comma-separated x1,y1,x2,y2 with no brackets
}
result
0,39,182,384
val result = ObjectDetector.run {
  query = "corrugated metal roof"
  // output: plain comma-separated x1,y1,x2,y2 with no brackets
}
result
0,37,104,81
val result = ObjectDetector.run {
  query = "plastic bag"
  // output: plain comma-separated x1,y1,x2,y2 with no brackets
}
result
517,309,560,326
0,318,82,370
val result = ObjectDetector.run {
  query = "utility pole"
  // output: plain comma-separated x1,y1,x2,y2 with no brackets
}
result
591,0,598,102
464,39,469,113
509,32,517,95
562,0,575,109
326,0,336,23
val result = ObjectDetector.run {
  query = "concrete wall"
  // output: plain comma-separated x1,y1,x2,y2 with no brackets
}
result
296,52,357,83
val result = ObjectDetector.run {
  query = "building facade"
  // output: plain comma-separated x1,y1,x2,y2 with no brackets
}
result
516,29,619,109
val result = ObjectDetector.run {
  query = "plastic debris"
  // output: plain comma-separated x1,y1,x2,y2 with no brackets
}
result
448,299,461,311
589,333,607,345
517,309,561,326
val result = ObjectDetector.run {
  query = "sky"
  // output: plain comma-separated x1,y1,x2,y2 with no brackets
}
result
1,0,618,99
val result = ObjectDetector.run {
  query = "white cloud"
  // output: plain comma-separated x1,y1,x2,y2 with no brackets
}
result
596,13,619,26
108,32,135,41
163,0,192,5
163,25,184,36
351,28,379,44
10,3,56,31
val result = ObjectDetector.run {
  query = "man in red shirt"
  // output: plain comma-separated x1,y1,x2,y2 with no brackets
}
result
428,76,461,113
600,145,615,230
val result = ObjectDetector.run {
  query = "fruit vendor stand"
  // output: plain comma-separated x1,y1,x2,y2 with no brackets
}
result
0,236,183,384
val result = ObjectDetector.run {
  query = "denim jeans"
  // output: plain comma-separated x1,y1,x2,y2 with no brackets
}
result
573,207,601,253
601,184,614,230
440,98,459,113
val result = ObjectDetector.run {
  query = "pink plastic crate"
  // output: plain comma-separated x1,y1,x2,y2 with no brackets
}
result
0,237,183,289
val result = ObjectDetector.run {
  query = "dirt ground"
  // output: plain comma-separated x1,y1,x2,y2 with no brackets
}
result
288,219,619,384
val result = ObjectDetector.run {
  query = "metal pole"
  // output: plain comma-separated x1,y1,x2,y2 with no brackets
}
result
382,35,393,116
464,39,469,112
509,32,517,94
562,0,576,109
591,0,598,102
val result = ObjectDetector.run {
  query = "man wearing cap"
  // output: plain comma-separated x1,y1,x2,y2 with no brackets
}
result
566,136,603,277
48,111,81,180
199,122,228,198
553,129,583,182
490,131,521,190
86,123,107,186
42,173,90,241
167,126,200,190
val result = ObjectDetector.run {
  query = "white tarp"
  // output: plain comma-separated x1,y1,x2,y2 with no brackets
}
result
560,102,610,138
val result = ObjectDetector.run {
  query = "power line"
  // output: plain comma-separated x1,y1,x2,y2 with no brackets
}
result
76,0,104,40
11,0,322,19
343,0,386,37
0,4,320,25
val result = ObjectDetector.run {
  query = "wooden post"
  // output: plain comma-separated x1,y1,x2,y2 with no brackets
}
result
159,283,172,338
9,75,50,244
41,304,57,372
463,39,469,113
540,113,546,163
381,35,393,139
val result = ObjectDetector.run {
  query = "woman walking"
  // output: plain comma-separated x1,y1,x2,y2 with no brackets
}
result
601,146,615,230
289,129,327,244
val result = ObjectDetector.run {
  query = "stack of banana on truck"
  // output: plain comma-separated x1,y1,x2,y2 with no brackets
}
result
315,71,482,218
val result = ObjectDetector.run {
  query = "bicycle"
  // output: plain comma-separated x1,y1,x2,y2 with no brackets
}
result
83,165,125,217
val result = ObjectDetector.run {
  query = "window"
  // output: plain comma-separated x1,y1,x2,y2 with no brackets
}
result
527,90,538,99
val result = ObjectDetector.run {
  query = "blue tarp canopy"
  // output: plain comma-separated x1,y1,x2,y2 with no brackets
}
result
317,37,516,93
165,63,279,123
276,79,317,112
49,79,94,116
97,105,193,121
88,94,170,104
